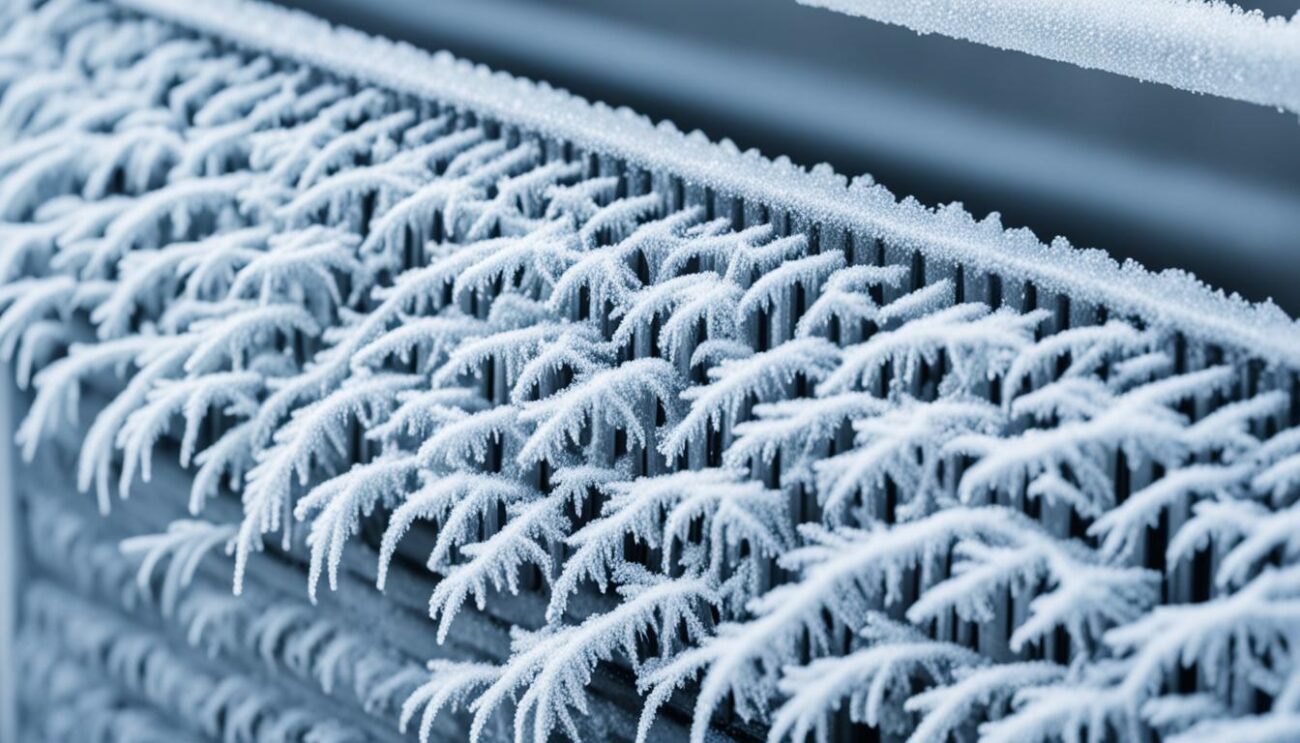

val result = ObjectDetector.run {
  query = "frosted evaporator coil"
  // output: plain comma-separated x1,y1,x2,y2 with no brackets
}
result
2,1,1299,742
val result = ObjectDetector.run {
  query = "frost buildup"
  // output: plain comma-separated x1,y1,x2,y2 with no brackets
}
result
3,0,1300,742
798,0,1300,115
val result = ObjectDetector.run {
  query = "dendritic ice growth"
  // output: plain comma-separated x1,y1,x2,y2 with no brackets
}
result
2,1,1300,742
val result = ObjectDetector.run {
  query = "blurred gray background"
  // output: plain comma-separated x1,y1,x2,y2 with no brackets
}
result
279,0,1300,312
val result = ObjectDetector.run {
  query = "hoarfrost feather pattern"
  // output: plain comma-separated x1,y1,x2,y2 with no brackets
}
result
3,1,1299,741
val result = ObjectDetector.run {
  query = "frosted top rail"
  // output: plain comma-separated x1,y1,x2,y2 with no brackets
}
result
114,0,1300,368
798,0,1300,115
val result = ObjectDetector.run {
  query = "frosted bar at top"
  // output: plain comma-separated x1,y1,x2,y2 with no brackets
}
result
799,0,1300,114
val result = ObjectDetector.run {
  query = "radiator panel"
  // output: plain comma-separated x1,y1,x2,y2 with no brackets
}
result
2,1,1299,742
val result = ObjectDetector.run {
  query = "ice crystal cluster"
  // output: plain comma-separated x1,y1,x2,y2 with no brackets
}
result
3,0,1300,741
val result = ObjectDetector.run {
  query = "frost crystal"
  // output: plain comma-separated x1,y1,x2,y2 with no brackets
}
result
4,0,1299,741
798,0,1300,114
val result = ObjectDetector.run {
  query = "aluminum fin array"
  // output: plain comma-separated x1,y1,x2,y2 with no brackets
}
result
3,1,1299,742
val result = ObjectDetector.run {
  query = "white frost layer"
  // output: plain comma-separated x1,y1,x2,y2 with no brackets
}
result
113,0,1300,369
799,0,1300,114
